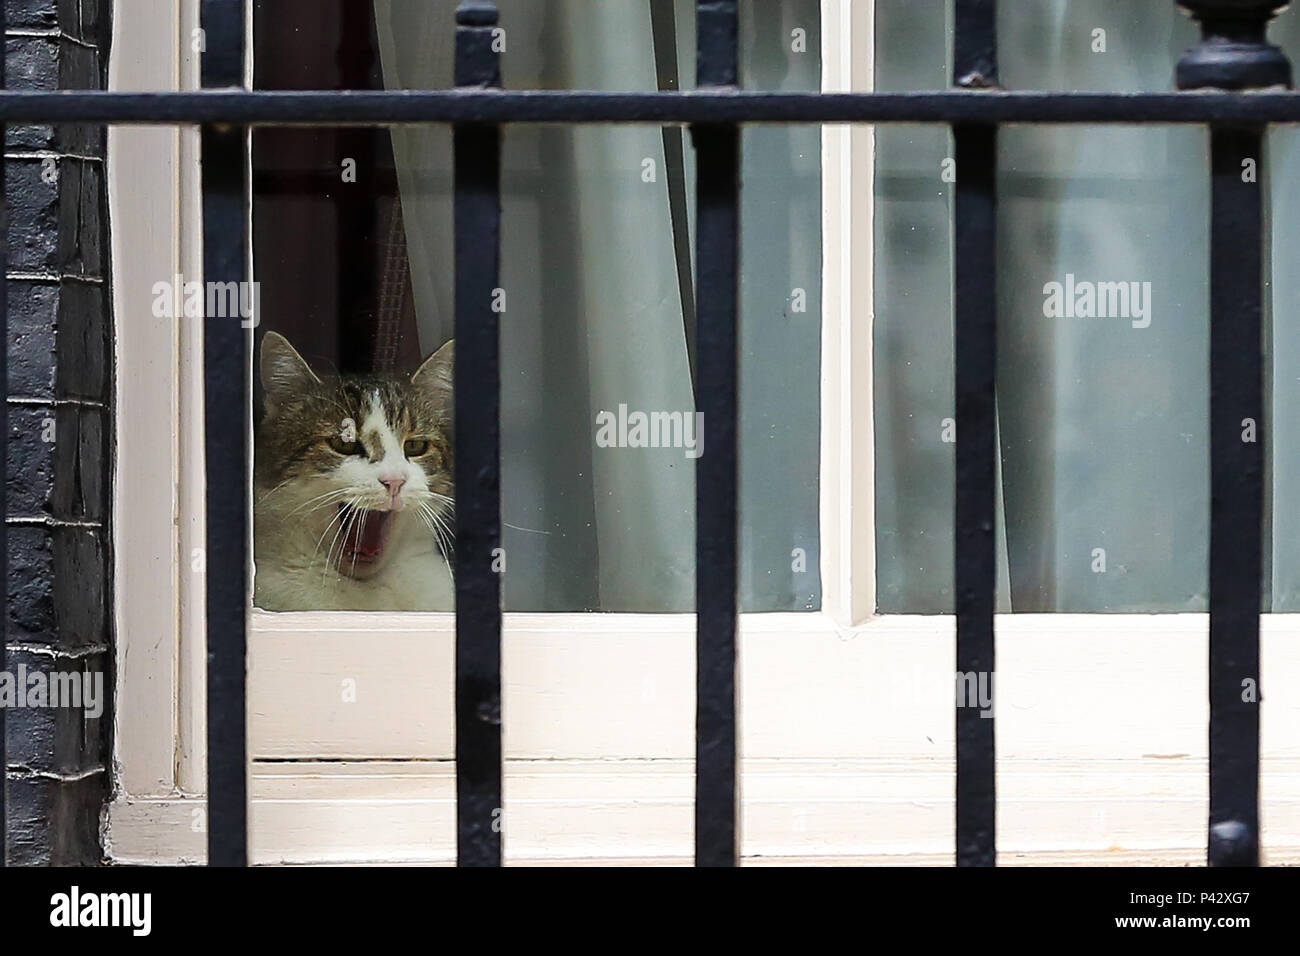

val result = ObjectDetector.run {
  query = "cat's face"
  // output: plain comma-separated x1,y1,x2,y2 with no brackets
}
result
255,331,454,580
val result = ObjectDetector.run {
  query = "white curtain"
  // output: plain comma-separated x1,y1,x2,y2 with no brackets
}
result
874,0,1300,612
375,0,823,611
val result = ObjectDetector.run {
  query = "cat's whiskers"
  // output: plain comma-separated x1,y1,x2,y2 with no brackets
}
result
311,495,360,578
421,509,449,558
324,497,367,583
412,500,439,539
431,509,454,555
311,512,349,579
412,502,439,545
416,501,455,566
307,503,346,564
320,515,351,584
284,486,357,519
410,491,454,518
256,476,299,505
347,502,369,579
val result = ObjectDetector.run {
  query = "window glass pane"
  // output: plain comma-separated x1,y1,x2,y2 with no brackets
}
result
1265,11,1300,611
250,0,821,612
875,0,1214,612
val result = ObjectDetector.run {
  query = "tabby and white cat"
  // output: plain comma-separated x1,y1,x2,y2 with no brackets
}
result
253,331,455,611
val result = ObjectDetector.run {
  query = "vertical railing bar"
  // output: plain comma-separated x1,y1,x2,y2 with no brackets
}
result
200,0,250,867
952,0,998,868
0,0,8,869
1174,0,1290,869
1206,124,1264,867
453,0,504,868
693,0,740,868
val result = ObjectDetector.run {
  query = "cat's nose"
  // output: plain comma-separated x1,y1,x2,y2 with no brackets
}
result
380,476,406,509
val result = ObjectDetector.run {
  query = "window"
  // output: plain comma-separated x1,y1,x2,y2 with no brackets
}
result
875,1,1214,613
106,0,1300,864
250,0,822,614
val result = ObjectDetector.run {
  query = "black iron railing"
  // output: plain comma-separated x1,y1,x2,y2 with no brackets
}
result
952,0,998,868
200,0,250,869
451,4,504,868
0,0,8,873
0,0,1287,867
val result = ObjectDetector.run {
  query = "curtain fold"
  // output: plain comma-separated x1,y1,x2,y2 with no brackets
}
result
375,0,823,611
876,0,1214,612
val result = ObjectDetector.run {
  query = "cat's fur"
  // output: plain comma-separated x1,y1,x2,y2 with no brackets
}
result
253,331,455,611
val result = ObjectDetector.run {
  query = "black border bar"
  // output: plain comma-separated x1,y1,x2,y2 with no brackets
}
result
200,0,249,867
693,0,740,868
953,0,998,869
12,90,1300,125
452,1,504,868
0,0,8,871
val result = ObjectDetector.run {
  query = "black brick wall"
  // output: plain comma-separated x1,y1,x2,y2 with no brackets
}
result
4,0,113,865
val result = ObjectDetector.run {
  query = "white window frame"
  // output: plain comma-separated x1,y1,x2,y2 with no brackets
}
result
105,0,1300,865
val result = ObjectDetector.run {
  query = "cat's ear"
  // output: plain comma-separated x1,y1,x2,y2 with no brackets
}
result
412,339,454,414
260,331,320,414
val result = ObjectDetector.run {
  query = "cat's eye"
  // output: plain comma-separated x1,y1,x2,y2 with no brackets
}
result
327,436,364,457
403,439,432,458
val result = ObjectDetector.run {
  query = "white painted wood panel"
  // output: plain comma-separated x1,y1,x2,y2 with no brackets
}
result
108,0,188,796
247,612,1241,762
106,756,1300,865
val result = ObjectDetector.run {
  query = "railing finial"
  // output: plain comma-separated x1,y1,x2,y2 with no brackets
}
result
696,0,739,89
456,0,497,26
455,1,501,89
1176,0,1292,90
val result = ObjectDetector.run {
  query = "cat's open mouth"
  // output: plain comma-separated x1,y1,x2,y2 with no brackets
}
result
335,503,395,575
